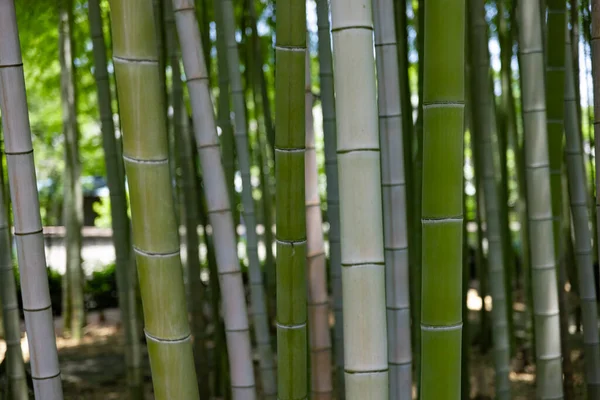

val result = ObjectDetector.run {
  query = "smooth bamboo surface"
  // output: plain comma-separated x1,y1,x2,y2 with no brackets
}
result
0,1,64,398
330,0,389,398
87,1,143,396
565,28,600,398
591,0,600,320
517,1,564,398
315,0,344,395
420,1,465,399
59,0,84,342
305,48,334,400
0,160,28,400
468,0,510,397
171,1,257,398
373,0,412,397
220,0,277,396
213,0,236,205
108,1,200,398
546,0,567,265
275,0,308,398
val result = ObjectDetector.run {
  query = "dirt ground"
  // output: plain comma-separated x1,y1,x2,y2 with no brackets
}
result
0,308,587,399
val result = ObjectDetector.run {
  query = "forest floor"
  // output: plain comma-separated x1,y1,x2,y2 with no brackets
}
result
0,306,588,399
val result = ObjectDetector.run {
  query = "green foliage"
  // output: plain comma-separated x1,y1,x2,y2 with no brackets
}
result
92,195,111,228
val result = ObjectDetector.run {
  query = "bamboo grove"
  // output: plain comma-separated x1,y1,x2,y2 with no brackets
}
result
5,0,600,398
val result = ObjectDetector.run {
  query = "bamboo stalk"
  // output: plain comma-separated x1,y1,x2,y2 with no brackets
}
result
0,1,64,398
171,1,257,398
468,1,511,396
373,0,412,397
420,0,465,399
517,1,564,398
87,1,143,396
0,150,28,400
591,0,600,302
571,7,600,398
304,47,334,400
108,0,201,398
213,0,236,207
315,0,344,395
59,0,84,342
330,0,389,398
275,0,309,397
220,0,277,396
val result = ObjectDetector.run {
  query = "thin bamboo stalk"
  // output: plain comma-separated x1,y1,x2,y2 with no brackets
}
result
517,1,564,398
412,3,424,395
59,0,84,342
108,0,200,398
315,0,344,395
544,4,574,393
373,0,412,397
573,5,600,398
420,0,465,399
171,1,257,398
0,1,64,398
304,48,334,400
213,0,236,207
220,0,277,396
330,0,389,398
0,149,28,400
87,1,143,396
468,1,511,396
275,0,309,397
591,0,600,292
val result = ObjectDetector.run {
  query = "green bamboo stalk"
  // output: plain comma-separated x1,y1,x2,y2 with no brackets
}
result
562,42,600,386
394,5,415,366
461,146,470,400
543,4,572,392
315,0,344,395
153,0,168,126
220,0,277,396
171,1,257,397
468,1,511,396
0,149,28,400
517,1,564,398
213,0,236,207
87,1,143,396
499,0,531,313
304,48,334,400
412,2,424,395
246,1,275,305
107,0,200,398
420,1,465,399
330,1,389,398
275,0,309,397
373,0,412,397
0,1,64,397
59,0,84,342
591,0,600,288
